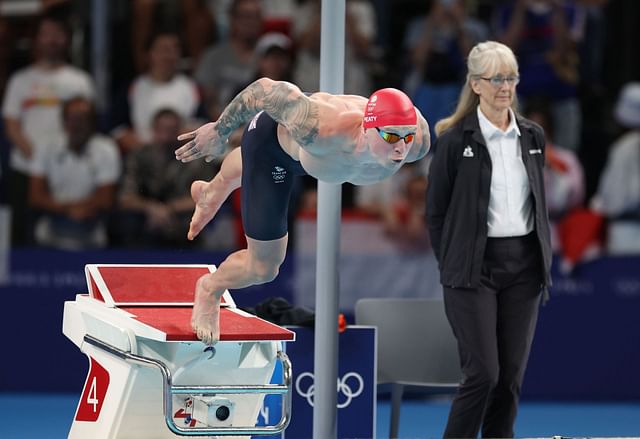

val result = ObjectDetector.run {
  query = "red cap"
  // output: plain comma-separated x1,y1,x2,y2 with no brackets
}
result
362,88,417,128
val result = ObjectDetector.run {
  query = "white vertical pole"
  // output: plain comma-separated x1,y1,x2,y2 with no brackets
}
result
313,1,345,439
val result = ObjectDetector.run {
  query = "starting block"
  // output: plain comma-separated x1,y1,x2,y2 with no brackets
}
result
62,264,295,438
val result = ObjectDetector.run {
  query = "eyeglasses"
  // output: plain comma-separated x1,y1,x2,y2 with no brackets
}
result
479,75,520,87
375,127,415,144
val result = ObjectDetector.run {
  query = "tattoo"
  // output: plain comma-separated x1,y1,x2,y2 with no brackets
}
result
214,79,320,146
265,84,320,146
214,83,262,138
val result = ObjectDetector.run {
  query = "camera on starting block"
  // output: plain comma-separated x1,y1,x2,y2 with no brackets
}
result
192,396,235,427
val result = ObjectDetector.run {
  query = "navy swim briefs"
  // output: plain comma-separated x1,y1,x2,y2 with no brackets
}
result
240,111,308,241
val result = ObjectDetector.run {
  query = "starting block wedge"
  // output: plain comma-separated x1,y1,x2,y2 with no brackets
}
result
63,264,295,438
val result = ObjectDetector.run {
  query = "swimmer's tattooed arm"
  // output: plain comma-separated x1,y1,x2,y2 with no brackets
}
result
215,78,320,146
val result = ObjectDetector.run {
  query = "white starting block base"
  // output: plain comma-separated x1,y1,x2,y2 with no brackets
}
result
63,264,295,438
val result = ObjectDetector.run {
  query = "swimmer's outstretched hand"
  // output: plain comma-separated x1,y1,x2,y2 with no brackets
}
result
176,122,228,163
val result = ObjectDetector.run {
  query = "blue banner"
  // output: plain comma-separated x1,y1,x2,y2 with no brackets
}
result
258,326,376,439
523,256,640,400
1,249,639,401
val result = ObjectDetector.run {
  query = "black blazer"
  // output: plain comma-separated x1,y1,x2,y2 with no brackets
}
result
426,111,552,290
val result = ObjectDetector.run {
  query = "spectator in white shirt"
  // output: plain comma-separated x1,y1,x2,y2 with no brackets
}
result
29,97,121,250
590,82,640,254
110,31,204,153
194,0,263,120
2,13,94,245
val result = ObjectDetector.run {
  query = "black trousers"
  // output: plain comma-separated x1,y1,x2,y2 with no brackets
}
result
442,233,543,439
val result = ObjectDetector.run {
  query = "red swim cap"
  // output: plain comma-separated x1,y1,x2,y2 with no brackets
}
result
362,88,417,128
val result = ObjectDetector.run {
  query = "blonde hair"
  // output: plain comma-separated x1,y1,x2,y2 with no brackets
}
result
435,41,520,136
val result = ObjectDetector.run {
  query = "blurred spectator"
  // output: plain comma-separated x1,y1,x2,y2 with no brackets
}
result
525,98,585,252
0,18,13,99
405,0,488,143
252,32,295,82
494,0,586,151
355,160,428,214
28,97,120,250
208,0,300,40
116,109,216,248
131,0,217,73
355,159,431,251
2,13,94,246
292,0,374,96
0,0,71,15
110,31,204,153
195,0,263,120
574,0,612,200
209,0,297,40
590,83,640,254
40,0,71,11
384,174,431,252
575,0,609,91
261,0,296,35
228,32,296,147
0,18,13,205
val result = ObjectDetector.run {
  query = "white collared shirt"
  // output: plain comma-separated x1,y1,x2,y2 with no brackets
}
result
477,106,534,237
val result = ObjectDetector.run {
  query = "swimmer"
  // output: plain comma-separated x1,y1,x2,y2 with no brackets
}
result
175,78,431,344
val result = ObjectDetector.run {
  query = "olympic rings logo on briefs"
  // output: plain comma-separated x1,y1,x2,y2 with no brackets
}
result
295,372,364,408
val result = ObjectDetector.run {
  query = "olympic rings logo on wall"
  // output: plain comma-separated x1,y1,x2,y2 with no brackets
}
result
295,372,364,408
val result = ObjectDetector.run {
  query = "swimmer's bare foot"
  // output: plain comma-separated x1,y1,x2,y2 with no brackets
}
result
191,274,221,345
188,180,226,240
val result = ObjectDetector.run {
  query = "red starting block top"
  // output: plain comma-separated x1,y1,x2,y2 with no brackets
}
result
85,264,234,307
83,264,295,342
120,306,295,342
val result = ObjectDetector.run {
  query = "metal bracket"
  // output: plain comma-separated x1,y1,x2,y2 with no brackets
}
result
84,334,292,436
